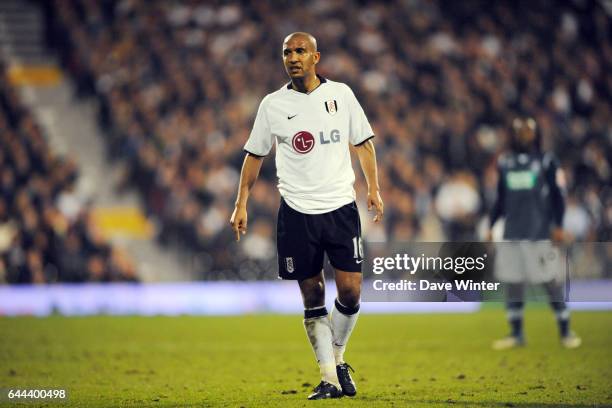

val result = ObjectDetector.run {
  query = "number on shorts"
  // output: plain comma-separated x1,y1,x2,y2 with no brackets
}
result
352,236,363,259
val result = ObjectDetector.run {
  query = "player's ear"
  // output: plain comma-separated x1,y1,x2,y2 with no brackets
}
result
313,51,320,64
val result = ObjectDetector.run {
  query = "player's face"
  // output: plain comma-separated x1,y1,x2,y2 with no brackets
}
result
513,119,536,149
282,37,319,79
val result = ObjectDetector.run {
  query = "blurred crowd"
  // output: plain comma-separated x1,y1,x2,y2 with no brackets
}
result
44,0,612,278
0,65,137,284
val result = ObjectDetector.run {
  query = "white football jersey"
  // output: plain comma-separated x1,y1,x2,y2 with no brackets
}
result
244,76,374,214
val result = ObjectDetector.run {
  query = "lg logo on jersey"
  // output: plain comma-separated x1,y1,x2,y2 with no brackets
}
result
292,131,315,153
292,130,340,154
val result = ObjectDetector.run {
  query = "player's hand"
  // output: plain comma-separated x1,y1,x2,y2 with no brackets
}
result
367,189,384,223
483,229,497,255
551,227,565,244
230,206,248,242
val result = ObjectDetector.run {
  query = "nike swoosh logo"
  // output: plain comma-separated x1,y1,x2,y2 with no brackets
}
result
288,114,297,120
356,260,364,264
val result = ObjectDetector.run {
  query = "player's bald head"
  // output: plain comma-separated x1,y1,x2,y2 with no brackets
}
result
282,32,320,82
283,32,317,52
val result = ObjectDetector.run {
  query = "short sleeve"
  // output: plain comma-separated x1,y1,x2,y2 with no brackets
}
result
344,84,374,145
244,96,274,156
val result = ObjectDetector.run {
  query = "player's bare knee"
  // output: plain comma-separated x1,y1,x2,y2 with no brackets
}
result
300,278,325,308
337,286,360,309
303,289,325,308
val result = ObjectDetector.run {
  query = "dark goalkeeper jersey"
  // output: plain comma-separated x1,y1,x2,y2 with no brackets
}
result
490,152,565,240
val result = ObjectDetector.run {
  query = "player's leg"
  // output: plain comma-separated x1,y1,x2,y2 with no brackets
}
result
323,202,363,396
332,270,361,364
331,269,361,396
276,199,342,399
493,283,526,350
543,281,581,348
299,272,343,399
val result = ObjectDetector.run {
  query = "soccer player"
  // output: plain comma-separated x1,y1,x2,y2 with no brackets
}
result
488,117,581,350
230,32,383,399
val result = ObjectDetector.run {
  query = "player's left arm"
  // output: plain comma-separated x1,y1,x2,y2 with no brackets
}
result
354,139,384,222
546,154,566,243
344,84,383,222
487,157,506,241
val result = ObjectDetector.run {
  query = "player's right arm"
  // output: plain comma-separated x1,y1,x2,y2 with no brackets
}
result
231,96,273,241
230,153,264,241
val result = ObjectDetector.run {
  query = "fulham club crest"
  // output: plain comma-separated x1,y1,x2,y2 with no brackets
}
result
324,100,338,115
285,257,294,273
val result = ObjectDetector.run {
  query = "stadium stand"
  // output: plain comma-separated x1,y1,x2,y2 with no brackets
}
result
0,63,138,283
42,0,612,278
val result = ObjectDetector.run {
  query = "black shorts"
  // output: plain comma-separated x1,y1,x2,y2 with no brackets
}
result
277,199,363,280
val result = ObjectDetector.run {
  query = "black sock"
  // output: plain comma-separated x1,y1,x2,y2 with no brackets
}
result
545,282,570,338
507,300,524,339
550,300,570,338
510,317,523,338
558,317,570,338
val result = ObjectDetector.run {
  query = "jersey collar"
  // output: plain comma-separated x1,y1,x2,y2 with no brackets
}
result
286,75,327,94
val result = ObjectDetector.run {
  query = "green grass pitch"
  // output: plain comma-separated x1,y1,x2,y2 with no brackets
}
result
1,308,611,407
